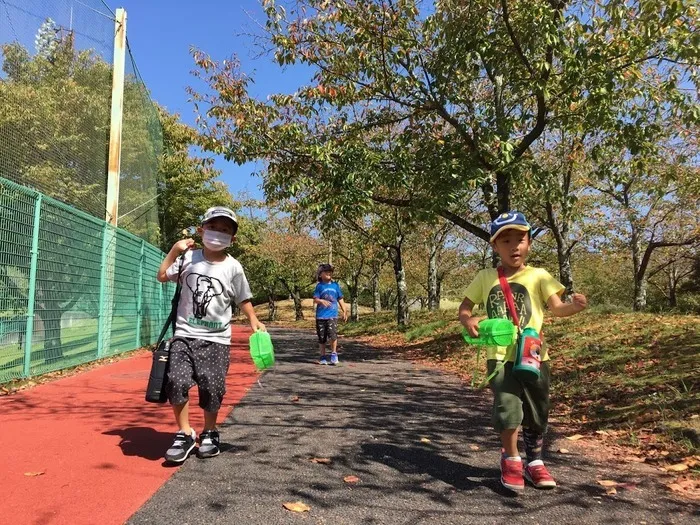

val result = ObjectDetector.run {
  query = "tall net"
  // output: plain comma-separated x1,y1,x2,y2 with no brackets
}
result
0,0,162,242
0,1,170,383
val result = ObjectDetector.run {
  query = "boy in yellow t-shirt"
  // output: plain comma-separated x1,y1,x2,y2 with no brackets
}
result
459,211,587,492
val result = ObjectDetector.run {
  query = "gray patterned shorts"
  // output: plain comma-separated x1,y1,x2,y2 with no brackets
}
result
166,337,230,412
315,318,338,343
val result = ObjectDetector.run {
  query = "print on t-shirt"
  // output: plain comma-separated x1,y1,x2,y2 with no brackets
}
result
486,282,532,329
186,273,225,320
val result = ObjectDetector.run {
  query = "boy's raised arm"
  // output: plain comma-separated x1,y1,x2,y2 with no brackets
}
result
156,239,194,282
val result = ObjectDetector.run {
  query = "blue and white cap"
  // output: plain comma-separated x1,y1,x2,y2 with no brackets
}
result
489,211,531,242
202,206,238,231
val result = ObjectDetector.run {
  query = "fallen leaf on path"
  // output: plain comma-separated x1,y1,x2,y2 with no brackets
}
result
470,445,480,451
24,472,45,477
605,487,617,496
595,430,609,436
558,448,570,454
290,396,300,402
597,480,618,487
283,501,310,513
343,475,360,483
667,483,684,493
310,457,331,464
566,434,585,441
420,437,431,443
665,463,689,472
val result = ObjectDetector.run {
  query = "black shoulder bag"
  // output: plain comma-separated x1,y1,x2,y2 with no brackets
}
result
145,251,187,403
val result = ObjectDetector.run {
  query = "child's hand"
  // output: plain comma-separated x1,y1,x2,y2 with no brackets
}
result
463,316,481,338
571,293,587,311
318,299,331,307
250,318,266,332
342,309,348,322
173,238,195,253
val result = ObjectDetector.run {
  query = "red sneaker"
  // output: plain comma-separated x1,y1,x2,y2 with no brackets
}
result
500,456,525,491
524,461,557,489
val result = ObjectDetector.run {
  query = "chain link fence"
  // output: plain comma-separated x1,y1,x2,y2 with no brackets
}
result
0,0,161,243
0,176,174,383
0,1,172,383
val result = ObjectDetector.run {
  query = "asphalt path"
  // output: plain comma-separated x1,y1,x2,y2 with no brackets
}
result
129,328,698,524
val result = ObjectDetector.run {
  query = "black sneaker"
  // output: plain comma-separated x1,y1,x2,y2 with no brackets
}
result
197,429,221,459
164,430,196,463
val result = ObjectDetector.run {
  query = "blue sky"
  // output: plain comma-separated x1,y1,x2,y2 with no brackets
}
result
118,0,311,199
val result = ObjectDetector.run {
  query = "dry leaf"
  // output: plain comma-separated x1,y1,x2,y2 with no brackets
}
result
310,457,331,464
558,448,570,454
595,430,609,436
343,475,360,483
566,434,584,441
283,501,310,513
605,487,617,496
667,483,684,492
470,445,480,451
597,480,618,487
24,471,45,477
290,396,300,402
420,437,431,443
665,463,689,472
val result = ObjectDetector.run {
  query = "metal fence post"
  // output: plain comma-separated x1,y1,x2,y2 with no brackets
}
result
135,239,145,347
97,222,109,357
23,194,42,378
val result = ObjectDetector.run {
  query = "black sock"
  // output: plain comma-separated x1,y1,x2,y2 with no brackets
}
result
523,428,544,463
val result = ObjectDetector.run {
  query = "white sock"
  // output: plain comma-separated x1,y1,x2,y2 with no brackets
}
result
506,456,521,461
528,459,544,467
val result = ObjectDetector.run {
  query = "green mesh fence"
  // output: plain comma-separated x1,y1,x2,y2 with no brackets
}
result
0,176,174,384
0,0,162,243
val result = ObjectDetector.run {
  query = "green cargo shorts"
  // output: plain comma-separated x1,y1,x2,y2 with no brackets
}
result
486,359,551,434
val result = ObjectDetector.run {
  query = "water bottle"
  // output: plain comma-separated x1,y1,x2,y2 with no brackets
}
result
249,330,275,370
512,327,542,382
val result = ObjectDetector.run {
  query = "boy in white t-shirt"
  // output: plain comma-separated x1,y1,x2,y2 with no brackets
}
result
156,206,265,463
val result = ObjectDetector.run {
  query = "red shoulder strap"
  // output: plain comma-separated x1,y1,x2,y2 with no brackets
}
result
497,266,520,328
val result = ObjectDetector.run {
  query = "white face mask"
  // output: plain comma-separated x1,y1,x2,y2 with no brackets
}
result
202,230,232,251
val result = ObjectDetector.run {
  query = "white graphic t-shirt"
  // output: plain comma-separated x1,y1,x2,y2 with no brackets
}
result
165,250,253,345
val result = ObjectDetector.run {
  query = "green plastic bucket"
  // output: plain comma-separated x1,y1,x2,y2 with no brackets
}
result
249,330,275,370
462,318,517,346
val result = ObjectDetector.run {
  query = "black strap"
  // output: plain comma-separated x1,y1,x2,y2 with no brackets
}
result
156,250,188,345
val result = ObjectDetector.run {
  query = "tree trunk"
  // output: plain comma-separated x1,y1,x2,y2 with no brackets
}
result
436,277,443,307
372,272,381,312
389,245,409,328
279,279,304,321
40,309,63,362
427,238,439,311
292,285,304,321
267,292,277,322
552,228,574,295
631,224,647,311
669,273,678,308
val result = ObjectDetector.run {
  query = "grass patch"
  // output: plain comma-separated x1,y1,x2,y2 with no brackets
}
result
404,319,451,341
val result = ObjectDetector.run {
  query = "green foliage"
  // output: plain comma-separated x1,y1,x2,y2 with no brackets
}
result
156,109,234,252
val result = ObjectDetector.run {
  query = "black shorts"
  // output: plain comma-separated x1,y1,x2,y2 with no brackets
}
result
166,337,231,412
315,318,338,343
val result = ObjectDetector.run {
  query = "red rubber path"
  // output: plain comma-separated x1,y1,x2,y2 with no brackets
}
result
0,327,259,525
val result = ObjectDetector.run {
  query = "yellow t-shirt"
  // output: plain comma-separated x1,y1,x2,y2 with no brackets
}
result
464,266,565,362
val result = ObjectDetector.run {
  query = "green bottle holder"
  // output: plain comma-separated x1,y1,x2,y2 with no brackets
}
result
462,318,517,346
249,330,275,370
